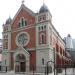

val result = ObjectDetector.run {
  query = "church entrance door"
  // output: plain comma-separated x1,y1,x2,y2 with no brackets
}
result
20,62,26,72
15,54,26,72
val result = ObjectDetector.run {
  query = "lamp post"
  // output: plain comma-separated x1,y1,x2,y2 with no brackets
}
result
73,62,74,75
65,50,66,75
46,61,54,75
54,48,56,75
46,48,55,75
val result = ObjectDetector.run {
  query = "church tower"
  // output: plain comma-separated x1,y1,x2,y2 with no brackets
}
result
2,17,12,70
35,3,54,72
36,3,52,46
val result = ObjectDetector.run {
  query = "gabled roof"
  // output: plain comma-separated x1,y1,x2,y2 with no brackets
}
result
11,4,35,24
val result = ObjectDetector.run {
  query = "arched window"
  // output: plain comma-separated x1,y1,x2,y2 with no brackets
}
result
41,35,44,44
42,58,44,65
56,44,59,52
44,25,46,30
18,17,27,28
6,42,8,49
41,26,43,30
21,18,24,27
40,33,45,44
3,39,8,49
16,54,26,61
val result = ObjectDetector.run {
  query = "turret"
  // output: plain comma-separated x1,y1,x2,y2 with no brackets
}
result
2,17,12,50
36,3,52,23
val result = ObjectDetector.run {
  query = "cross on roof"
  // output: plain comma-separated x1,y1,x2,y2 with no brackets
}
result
22,0,25,4
43,0,45,4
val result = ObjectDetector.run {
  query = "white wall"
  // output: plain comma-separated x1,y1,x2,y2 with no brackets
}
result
65,36,73,49
36,48,54,73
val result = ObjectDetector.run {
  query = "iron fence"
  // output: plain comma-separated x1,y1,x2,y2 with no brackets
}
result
0,65,74,75
55,64,75,75
0,66,53,74
0,66,11,73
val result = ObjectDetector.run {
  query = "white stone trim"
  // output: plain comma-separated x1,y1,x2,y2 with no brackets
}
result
14,47,30,72
12,25,35,33
10,47,36,52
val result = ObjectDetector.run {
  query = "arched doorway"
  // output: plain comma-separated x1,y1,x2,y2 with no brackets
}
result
15,54,26,72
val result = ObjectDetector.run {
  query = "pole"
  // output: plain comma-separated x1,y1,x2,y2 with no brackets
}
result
46,61,55,75
54,48,55,75
65,50,66,75
33,65,34,75
64,61,66,75
46,48,55,75
47,62,48,75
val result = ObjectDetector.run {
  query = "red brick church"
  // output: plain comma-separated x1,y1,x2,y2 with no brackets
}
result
2,1,72,73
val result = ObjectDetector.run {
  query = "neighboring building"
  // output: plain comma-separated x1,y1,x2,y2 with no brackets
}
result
0,39,2,71
64,34,73,49
0,39,2,53
72,39,75,49
2,2,71,73
0,39,2,61
64,34,75,65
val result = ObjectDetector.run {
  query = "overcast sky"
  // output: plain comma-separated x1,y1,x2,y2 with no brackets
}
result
0,0,75,39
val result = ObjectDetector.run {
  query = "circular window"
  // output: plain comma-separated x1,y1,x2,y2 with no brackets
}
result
16,32,29,46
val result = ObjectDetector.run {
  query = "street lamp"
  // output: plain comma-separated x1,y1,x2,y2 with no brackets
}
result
46,60,55,75
64,50,66,75
46,48,56,75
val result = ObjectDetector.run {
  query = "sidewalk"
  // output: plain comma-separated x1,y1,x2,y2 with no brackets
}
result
0,68,75,75
58,68,75,75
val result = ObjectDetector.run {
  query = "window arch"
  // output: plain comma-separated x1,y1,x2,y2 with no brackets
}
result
16,54,26,62
18,17,27,28
42,58,44,65
40,33,45,44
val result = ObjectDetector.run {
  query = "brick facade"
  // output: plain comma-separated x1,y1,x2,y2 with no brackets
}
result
2,3,72,72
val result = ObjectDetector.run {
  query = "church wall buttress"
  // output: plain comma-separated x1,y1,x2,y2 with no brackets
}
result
10,53,14,70
11,32,17,50
29,51,36,71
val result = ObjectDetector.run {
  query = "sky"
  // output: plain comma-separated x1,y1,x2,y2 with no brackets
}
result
0,0,75,39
